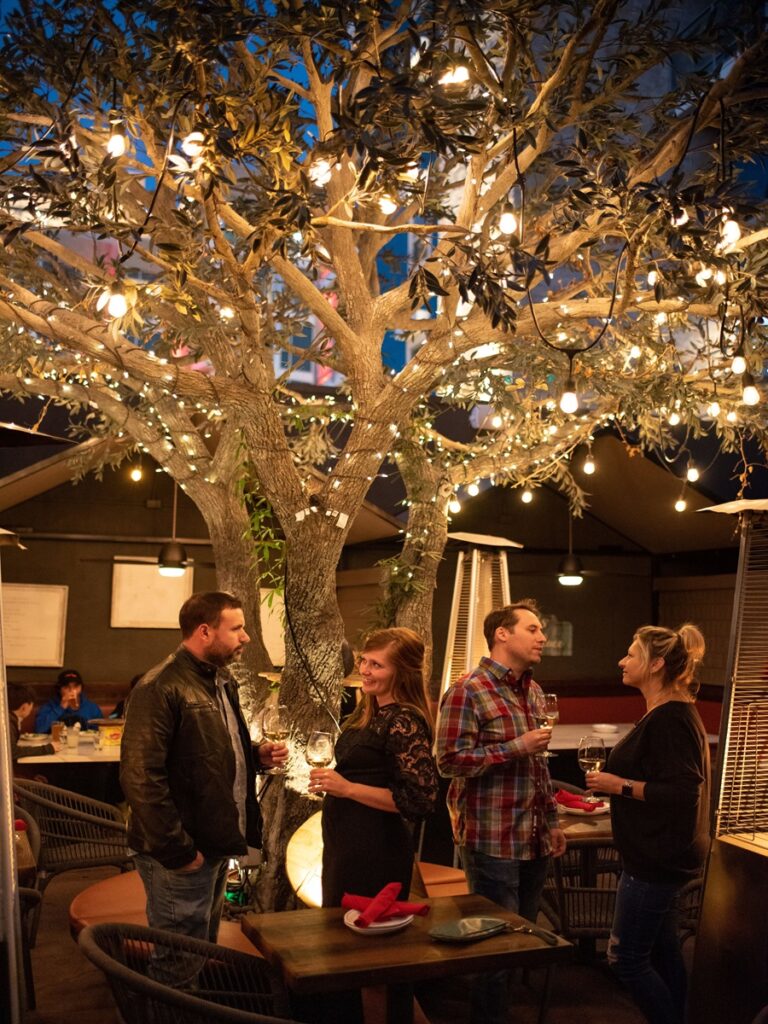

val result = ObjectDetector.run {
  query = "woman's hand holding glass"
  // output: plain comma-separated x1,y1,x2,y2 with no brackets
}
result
307,766,351,798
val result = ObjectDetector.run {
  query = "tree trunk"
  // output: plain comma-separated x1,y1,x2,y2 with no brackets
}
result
254,511,348,909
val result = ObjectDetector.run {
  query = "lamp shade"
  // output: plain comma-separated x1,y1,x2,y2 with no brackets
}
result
157,540,187,577
557,552,584,586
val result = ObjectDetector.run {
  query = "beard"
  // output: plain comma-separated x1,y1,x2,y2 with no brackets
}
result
205,643,242,668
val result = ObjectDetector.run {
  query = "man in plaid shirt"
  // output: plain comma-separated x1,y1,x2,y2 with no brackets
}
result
436,599,566,1024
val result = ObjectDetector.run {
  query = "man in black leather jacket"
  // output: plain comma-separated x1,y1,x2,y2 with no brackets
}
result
120,591,287,942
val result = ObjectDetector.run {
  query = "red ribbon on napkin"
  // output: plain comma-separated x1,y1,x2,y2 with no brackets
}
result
344,882,405,927
555,789,606,812
342,892,429,922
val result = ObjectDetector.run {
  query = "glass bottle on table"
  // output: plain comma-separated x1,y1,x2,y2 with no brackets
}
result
262,704,289,775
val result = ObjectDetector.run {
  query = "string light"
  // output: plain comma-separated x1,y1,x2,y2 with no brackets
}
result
181,132,205,158
467,482,480,497
438,64,470,87
707,399,721,417
107,122,127,157
379,195,398,215
448,498,461,514
742,373,760,406
498,207,518,234
686,465,699,482
521,489,533,504
129,465,143,482
583,455,596,475
668,410,681,426
731,349,747,375
309,158,332,186
559,378,578,414
674,497,687,512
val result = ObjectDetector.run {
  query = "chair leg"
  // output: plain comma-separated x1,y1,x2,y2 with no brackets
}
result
536,965,553,1024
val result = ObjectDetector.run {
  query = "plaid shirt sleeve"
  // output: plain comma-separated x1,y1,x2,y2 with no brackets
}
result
435,674,529,777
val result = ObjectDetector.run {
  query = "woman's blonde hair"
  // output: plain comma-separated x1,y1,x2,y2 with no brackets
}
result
344,627,433,737
633,623,705,698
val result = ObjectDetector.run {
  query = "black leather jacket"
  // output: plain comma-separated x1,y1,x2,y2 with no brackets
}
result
120,646,263,868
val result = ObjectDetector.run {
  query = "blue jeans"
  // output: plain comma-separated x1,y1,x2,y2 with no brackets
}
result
460,848,551,1024
608,871,686,1024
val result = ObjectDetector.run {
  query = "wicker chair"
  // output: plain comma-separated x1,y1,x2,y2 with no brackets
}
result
550,842,622,943
78,923,305,1024
13,779,133,944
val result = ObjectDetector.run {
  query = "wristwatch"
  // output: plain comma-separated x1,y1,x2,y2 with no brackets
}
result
621,780,634,798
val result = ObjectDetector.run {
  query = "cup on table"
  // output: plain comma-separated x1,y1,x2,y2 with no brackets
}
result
66,728,80,750
51,722,65,743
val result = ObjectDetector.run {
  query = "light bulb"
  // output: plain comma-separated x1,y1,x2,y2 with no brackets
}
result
490,414,503,429
707,400,720,417
583,457,596,475
521,489,533,504
668,411,681,426
107,130,126,157
448,499,461,514
467,482,480,497
498,209,518,234
726,410,738,423
731,353,747,375
219,306,235,320
694,267,712,287
309,158,332,186
107,290,128,318
647,269,658,287
714,269,727,285
630,345,642,359
438,65,470,87
672,208,689,227
686,466,699,483
558,574,583,587
654,312,668,326
379,195,398,215
742,378,760,406
559,379,578,414
129,466,143,482
720,219,741,246
675,498,687,512
181,132,205,158
158,566,186,578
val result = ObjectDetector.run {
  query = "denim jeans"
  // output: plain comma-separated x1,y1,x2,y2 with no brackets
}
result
135,853,230,984
608,871,686,1024
460,848,551,1024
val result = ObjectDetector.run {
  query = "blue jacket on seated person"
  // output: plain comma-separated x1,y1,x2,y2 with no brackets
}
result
34,668,103,732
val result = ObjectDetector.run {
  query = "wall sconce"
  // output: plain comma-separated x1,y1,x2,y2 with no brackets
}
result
158,482,187,577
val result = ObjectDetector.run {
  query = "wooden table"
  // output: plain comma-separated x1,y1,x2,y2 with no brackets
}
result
242,892,572,1024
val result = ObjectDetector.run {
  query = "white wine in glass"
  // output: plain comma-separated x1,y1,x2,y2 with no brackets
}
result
262,704,289,774
305,731,334,769
577,735,606,774
539,694,559,758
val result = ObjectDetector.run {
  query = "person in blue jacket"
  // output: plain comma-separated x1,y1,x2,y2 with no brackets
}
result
35,669,103,732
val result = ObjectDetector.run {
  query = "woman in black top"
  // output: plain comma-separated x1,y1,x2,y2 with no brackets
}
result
308,627,438,907
585,623,710,1024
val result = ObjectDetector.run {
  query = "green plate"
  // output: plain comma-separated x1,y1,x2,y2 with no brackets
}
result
428,916,508,943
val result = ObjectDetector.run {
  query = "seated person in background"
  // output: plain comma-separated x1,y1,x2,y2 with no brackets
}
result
7,683,60,759
110,673,142,719
35,669,103,732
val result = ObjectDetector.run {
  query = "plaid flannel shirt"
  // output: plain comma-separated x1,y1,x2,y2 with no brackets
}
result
435,657,559,860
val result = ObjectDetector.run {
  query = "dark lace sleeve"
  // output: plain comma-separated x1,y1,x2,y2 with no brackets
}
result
379,707,439,821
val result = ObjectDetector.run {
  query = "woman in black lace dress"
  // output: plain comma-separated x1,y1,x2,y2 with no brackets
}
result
309,627,438,906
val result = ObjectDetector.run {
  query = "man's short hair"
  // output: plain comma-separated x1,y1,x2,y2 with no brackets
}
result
7,683,35,711
179,592,243,638
483,599,542,650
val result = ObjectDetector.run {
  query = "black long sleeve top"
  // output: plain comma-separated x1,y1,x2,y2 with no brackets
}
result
606,701,710,884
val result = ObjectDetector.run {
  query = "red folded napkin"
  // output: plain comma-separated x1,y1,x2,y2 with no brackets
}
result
555,789,606,812
346,882,402,928
342,892,429,921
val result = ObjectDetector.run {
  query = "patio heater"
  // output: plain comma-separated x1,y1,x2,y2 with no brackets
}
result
0,526,25,1024
439,533,522,699
689,500,768,1024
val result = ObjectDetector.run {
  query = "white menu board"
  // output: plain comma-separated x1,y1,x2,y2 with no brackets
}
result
1,583,68,666
111,557,194,628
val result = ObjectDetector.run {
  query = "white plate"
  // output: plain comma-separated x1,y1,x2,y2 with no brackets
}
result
343,909,414,935
557,801,609,816
591,723,619,734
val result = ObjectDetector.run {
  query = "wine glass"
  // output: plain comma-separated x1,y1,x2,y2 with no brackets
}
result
577,735,606,780
262,704,290,775
305,731,335,799
538,693,559,759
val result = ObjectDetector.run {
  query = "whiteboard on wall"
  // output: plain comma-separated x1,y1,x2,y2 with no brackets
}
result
1,583,68,666
111,558,194,629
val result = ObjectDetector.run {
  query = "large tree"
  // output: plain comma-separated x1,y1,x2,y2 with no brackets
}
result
1,0,768,905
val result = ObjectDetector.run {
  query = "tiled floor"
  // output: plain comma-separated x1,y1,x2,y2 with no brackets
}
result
26,867,649,1024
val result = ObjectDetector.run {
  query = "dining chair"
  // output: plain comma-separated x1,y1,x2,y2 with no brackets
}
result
78,922,306,1024
549,842,622,944
13,778,133,944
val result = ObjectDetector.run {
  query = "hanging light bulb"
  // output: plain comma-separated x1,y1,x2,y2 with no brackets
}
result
726,409,738,423
308,158,332,186
467,482,480,497
521,489,533,504
438,64,470,87
668,410,681,426
694,266,713,287
498,207,518,234
181,131,205,158
647,269,659,287
674,498,687,512
672,208,689,227
559,376,578,415
129,465,143,482
707,399,721,417
742,373,760,406
97,284,128,318
731,350,747,375
490,413,503,429
107,124,127,157
720,218,742,246
448,498,462,515
630,344,642,359
558,514,584,586
379,195,398,215
583,456,596,475
686,465,700,483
